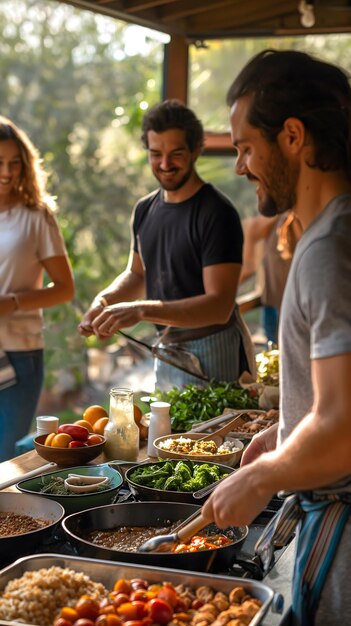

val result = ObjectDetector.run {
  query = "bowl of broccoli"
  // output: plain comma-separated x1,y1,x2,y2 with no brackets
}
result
125,458,235,503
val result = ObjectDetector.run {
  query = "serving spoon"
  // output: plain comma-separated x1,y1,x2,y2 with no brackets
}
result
138,511,211,553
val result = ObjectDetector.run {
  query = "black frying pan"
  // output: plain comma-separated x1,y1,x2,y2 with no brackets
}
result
62,501,248,573
124,460,235,504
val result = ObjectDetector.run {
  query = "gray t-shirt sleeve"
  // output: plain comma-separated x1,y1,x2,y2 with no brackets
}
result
297,234,351,360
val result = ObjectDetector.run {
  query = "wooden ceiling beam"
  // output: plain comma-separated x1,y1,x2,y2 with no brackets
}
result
159,0,238,22
186,0,298,33
122,0,178,13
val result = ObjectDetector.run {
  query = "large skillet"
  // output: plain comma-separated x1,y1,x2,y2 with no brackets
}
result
62,501,248,572
125,459,235,504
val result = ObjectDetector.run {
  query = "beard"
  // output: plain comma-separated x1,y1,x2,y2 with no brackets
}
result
255,146,298,217
153,163,194,192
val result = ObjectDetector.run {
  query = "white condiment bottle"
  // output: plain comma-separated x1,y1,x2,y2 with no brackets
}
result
147,401,171,457
104,387,139,461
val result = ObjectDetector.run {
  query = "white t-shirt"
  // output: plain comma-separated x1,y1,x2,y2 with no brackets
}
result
0,204,68,351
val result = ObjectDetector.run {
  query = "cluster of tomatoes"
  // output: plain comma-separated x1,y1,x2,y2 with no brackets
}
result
43,405,109,449
53,577,198,626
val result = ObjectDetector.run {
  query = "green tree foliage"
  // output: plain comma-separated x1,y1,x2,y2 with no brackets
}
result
0,0,162,387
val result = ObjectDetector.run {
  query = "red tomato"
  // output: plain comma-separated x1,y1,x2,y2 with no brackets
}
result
110,592,130,608
130,590,148,603
157,587,178,609
146,598,173,624
75,597,100,620
117,601,147,621
53,619,72,626
72,620,95,626
130,578,148,591
58,423,89,440
142,617,153,626
123,621,144,626
113,579,132,595
95,615,122,626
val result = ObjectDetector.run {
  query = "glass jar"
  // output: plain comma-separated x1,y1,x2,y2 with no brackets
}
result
104,387,139,461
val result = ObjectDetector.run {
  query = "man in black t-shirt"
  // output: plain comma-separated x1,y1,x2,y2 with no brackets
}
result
79,100,253,390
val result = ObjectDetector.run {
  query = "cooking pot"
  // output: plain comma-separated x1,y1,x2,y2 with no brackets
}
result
125,459,235,504
0,492,64,567
62,501,248,572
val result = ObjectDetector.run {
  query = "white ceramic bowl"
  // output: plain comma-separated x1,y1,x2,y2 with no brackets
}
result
153,432,244,467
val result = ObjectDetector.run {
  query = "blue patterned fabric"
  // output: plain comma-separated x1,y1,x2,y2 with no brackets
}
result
255,490,351,626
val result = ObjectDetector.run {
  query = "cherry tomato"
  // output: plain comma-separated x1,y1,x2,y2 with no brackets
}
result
117,601,147,621
157,587,178,608
123,621,144,626
53,619,72,626
110,593,130,608
130,578,148,591
87,434,104,446
99,604,117,616
60,607,79,621
113,579,132,595
69,440,88,448
142,617,153,626
75,596,100,620
146,598,173,625
72,620,95,626
130,590,148,603
191,599,204,610
95,615,122,626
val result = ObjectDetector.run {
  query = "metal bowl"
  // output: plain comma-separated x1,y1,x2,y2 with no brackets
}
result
0,492,64,563
34,434,105,467
125,459,234,504
153,432,244,466
16,463,123,514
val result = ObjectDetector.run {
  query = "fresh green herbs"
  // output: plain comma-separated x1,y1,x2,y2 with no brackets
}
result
39,476,112,495
129,460,230,492
156,381,259,432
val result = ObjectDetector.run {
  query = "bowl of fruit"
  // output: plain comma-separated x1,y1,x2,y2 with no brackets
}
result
33,404,109,467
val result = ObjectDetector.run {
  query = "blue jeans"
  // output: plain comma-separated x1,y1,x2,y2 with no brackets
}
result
261,305,279,345
0,350,44,462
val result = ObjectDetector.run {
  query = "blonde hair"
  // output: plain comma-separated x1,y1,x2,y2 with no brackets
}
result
0,115,56,211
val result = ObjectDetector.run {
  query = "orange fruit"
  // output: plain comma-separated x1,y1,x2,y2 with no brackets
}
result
51,433,73,448
87,433,104,446
83,404,108,426
74,419,94,433
93,416,109,435
133,404,143,426
44,432,56,446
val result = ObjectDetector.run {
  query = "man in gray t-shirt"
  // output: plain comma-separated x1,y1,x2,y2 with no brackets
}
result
203,50,351,626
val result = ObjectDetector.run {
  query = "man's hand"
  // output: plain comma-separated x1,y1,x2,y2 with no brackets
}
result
91,302,144,339
77,303,104,337
201,461,273,528
240,423,278,466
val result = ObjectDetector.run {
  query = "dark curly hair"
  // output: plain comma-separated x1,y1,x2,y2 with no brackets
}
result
227,49,351,175
141,99,204,152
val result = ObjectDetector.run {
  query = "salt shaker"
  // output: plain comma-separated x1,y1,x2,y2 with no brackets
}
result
147,401,171,457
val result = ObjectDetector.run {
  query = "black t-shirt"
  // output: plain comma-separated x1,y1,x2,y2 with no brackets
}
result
132,183,243,301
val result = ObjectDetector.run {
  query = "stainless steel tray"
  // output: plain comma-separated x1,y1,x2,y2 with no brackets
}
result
0,554,284,626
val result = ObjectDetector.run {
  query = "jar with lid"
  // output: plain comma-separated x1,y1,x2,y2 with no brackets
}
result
147,401,171,457
104,387,139,461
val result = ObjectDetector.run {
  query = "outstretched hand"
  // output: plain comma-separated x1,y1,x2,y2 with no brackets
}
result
240,422,278,466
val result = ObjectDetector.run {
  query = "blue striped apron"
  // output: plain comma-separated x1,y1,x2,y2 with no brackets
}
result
255,486,351,626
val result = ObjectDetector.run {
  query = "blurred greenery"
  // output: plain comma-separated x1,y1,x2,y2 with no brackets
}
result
1,0,350,393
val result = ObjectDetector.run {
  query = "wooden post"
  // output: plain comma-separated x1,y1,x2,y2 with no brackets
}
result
162,35,189,103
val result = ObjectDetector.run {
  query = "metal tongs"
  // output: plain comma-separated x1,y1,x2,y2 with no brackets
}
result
139,510,211,553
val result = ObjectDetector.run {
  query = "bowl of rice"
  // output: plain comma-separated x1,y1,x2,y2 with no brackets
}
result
153,432,244,466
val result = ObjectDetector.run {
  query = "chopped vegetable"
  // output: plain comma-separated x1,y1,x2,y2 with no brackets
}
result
156,381,259,432
129,460,229,492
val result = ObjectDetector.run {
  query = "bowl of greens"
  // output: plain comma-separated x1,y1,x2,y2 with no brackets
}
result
125,459,235,503
16,463,123,514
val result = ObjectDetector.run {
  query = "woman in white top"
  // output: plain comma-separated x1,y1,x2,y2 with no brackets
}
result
0,116,74,461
